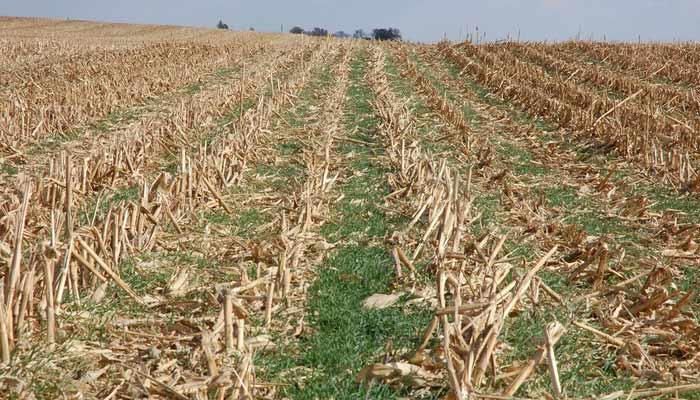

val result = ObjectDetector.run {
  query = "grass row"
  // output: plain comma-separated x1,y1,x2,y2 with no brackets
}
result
260,49,436,400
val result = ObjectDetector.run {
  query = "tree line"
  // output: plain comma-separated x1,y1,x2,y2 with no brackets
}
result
290,26,401,41
216,20,401,41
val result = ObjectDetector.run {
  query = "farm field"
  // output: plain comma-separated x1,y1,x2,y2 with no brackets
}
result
1,17,700,399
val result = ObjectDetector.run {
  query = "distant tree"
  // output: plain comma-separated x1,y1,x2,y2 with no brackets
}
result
307,27,328,37
372,27,401,41
290,26,304,34
353,29,367,39
216,20,229,30
333,31,350,39
249,27,255,31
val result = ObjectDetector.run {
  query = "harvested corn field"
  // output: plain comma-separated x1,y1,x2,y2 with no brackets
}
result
1,17,700,399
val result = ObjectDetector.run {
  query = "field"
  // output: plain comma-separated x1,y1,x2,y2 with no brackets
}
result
1,16,700,399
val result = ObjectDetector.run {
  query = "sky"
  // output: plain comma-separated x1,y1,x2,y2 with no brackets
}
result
2,0,700,43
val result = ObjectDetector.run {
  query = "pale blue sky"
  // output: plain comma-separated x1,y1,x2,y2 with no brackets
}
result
1,0,699,42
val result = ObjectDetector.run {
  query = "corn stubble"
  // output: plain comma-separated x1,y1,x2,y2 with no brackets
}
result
354,43,700,399
2,16,700,400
